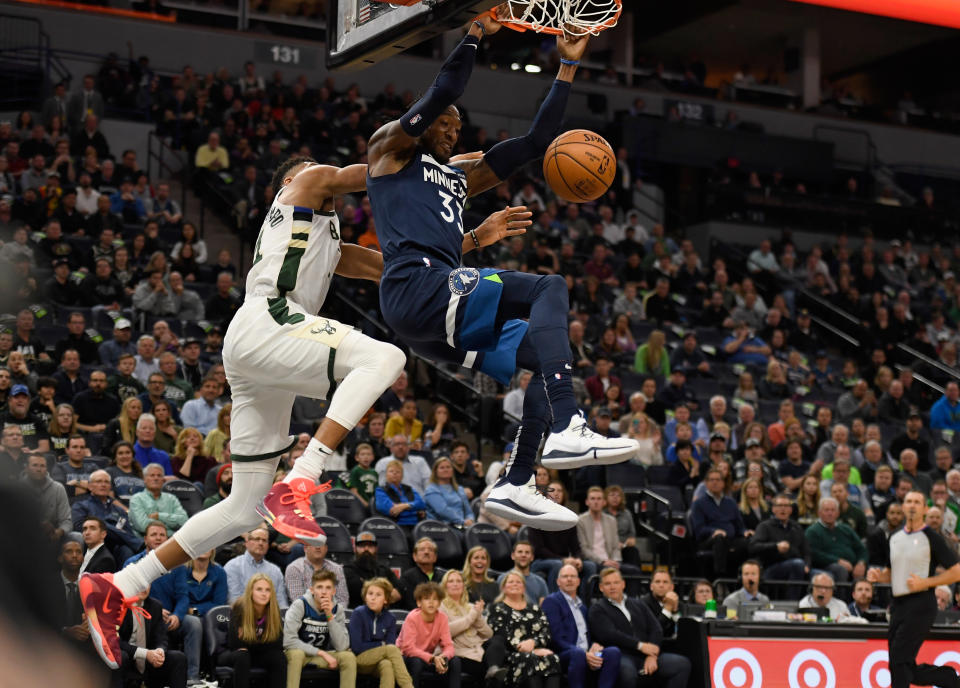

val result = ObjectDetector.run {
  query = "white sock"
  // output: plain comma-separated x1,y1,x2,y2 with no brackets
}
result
284,438,332,482
113,550,169,598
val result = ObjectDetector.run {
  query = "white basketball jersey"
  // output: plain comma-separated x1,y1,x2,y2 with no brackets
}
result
246,189,342,318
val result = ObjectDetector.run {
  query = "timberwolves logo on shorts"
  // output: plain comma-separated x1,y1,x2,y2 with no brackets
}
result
448,267,480,296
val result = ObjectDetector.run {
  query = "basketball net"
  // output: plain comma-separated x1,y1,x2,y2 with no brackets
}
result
491,0,621,36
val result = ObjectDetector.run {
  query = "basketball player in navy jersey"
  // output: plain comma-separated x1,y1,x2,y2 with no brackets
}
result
366,16,639,530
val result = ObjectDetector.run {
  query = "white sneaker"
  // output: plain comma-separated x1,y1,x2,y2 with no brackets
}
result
540,413,640,470
483,475,578,531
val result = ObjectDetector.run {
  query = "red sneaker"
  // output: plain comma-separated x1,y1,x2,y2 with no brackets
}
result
78,572,150,669
256,477,331,546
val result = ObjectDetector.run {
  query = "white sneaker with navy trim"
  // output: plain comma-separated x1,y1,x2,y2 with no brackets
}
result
484,475,578,531
540,413,639,470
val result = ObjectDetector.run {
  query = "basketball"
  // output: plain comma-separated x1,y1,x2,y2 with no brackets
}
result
542,129,616,203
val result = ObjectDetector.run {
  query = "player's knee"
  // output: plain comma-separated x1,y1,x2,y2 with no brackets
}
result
375,342,407,381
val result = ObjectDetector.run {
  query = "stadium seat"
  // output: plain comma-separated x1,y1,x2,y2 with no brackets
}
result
315,515,354,564
645,464,672,485
359,517,408,554
36,324,68,349
323,489,370,531
162,479,204,516
464,523,512,571
389,609,409,623
606,462,646,492
413,520,463,569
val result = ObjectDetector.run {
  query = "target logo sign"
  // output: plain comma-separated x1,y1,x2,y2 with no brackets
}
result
934,651,960,673
788,649,836,688
712,648,762,688
860,649,890,688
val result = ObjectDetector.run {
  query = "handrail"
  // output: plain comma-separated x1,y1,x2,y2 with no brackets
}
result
893,364,943,397
807,313,860,348
146,132,188,212
897,344,960,386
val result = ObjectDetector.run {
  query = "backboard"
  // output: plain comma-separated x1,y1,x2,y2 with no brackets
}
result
326,0,500,70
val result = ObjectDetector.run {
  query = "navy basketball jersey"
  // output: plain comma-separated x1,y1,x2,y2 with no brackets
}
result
367,149,467,268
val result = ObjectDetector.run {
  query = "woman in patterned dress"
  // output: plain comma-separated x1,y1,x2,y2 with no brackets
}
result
486,571,561,688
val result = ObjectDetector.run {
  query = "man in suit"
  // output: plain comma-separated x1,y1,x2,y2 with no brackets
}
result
542,564,620,688
112,587,187,688
587,568,690,688
58,537,93,652
639,570,680,638
80,516,117,574
67,75,105,131
42,81,69,129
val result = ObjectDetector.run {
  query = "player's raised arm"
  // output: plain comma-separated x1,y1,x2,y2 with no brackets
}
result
367,15,499,176
453,31,590,197
285,162,369,207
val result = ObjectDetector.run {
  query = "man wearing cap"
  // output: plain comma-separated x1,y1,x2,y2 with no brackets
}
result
2,383,51,452
343,530,404,608
202,464,232,509
98,319,137,368
36,219,78,269
43,257,81,306
177,338,206,391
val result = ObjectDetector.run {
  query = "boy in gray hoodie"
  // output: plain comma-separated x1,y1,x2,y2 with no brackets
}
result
283,568,357,688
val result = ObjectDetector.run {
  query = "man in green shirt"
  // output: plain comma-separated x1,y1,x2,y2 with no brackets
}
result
805,496,867,585
129,463,188,535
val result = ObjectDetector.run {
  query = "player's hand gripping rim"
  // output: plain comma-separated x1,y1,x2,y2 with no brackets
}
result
472,205,532,248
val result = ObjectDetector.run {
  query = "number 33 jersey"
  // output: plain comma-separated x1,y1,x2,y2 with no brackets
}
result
246,187,343,316
367,150,467,269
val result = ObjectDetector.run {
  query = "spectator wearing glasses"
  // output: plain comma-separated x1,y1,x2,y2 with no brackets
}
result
748,493,809,594
797,572,849,620
225,528,289,607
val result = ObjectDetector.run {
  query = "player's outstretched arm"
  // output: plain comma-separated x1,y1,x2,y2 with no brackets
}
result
287,164,368,208
335,243,384,283
454,31,590,197
367,16,499,176
462,205,532,254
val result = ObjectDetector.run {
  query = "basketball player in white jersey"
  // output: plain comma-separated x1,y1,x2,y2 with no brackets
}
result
79,156,407,670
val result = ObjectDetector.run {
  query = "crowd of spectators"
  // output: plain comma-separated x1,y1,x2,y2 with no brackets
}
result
8,42,960,688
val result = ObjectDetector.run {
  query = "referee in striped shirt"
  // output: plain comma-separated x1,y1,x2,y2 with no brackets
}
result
868,490,960,688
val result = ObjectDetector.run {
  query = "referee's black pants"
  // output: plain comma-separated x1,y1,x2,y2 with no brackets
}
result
889,592,960,688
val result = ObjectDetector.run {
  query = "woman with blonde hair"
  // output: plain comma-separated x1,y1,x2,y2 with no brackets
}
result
734,371,759,405
440,569,494,683
423,456,474,527
203,402,231,463
633,329,670,376
758,359,792,399
218,573,285,688
48,402,78,455
625,412,662,466
738,477,770,532
103,396,143,450
461,545,499,605
487,571,561,688
172,427,217,484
